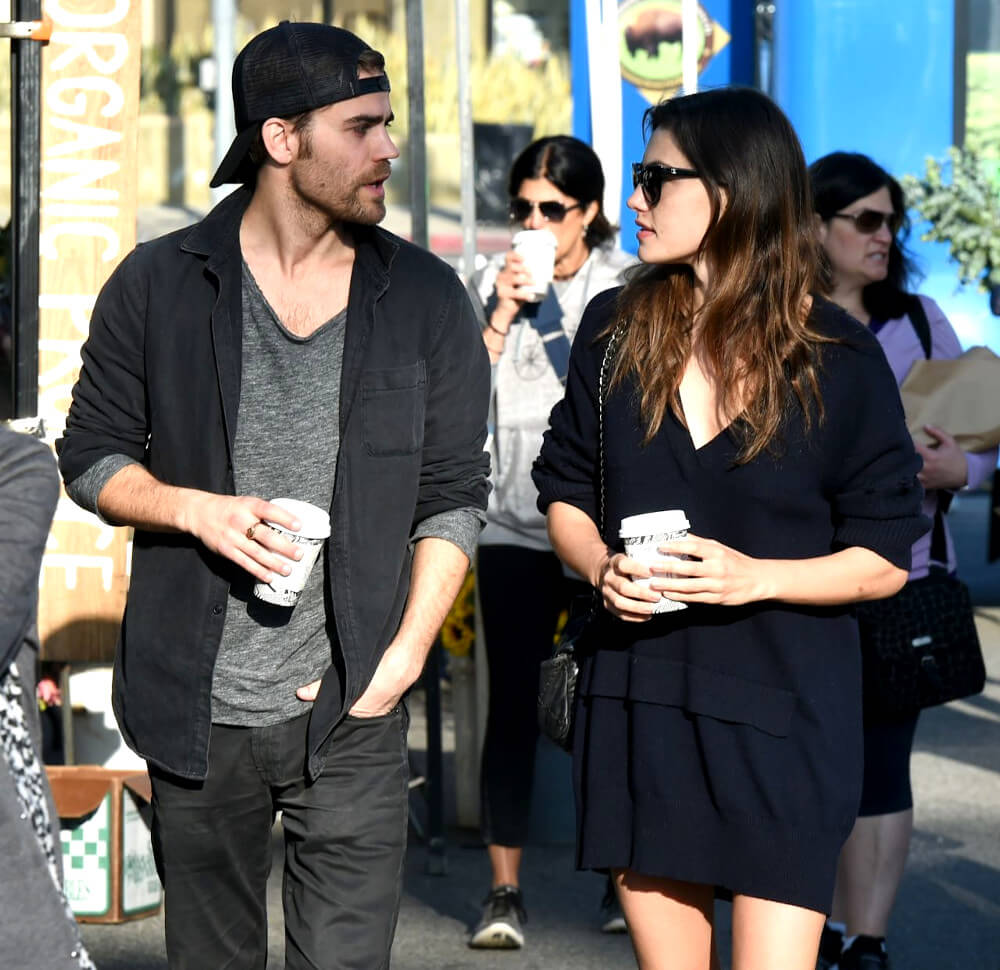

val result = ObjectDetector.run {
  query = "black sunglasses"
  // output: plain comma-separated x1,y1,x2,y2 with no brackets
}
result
508,198,583,223
631,161,701,207
831,209,901,235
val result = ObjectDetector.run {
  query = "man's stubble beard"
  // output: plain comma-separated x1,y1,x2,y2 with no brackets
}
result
289,153,388,227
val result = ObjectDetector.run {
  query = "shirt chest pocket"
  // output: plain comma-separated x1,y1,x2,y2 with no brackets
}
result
362,361,427,457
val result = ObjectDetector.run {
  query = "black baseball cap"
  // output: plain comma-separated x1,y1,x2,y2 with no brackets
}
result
210,21,390,188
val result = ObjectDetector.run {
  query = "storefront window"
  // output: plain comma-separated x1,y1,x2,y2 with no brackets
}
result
490,0,569,63
959,0,1000,166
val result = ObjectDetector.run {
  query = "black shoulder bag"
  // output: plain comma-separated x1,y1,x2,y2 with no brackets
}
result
855,296,985,721
855,507,985,721
537,328,621,751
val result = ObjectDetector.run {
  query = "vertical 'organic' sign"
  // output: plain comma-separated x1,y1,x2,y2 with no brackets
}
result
37,0,140,661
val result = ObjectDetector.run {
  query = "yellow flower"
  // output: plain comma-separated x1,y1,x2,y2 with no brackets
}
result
440,571,477,657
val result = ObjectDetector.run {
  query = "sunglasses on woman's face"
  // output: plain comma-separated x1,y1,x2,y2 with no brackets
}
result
831,209,901,235
508,198,583,223
631,161,701,207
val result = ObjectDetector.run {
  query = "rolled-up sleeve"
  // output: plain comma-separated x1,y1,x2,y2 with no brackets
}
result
828,335,930,570
63,453,140,518
412,506,486,563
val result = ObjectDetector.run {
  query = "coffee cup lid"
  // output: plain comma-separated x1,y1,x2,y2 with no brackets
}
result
619,509,690,538
268,497,332,539
511,228,557,249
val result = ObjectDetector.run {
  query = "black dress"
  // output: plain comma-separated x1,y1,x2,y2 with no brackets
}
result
532,292,928,912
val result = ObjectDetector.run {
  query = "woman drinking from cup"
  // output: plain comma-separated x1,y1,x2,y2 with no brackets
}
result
532,89,928,970
469,135,633,948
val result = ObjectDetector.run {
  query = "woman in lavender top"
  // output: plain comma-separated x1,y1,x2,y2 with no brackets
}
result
810,151,997,970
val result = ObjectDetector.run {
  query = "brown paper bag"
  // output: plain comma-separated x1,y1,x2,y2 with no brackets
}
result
899,346,1000,450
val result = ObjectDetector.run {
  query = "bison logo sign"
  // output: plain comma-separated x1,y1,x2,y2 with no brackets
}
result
619,0,730,103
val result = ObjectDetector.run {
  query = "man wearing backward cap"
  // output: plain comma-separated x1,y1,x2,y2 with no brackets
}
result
57,21,490,969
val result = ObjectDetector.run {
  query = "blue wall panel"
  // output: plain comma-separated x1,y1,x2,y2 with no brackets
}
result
773,0,996,348
773,0,955,179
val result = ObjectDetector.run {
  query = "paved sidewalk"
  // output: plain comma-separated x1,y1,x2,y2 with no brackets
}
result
81,607,1000,969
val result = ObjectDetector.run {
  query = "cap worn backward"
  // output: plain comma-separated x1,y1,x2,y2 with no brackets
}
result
210,20,390,188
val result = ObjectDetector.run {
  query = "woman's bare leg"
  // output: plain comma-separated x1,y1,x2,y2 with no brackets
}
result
614,869,715,970
731,894,825,970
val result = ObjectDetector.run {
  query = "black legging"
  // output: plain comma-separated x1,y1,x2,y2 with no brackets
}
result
857,713,919,816
477,545,588,846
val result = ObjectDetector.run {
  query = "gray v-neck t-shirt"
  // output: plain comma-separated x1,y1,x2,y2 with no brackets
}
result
210,264,345,725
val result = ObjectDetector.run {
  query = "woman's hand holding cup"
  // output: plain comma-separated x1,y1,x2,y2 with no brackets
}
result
492,251,535,324
597,551,663,622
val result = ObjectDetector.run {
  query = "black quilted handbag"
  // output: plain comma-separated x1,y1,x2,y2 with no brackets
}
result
537,594,594,751
855,505,985,722
536,328,621,751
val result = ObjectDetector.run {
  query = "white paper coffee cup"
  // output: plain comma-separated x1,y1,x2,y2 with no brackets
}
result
512,228,557,302
619,510,691,614
252,498,331,607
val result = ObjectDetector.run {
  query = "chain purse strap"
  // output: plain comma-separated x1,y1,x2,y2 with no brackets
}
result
596,325,624,540
555,324,625,646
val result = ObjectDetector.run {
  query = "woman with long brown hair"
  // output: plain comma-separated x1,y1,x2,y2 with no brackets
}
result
532,88,928,969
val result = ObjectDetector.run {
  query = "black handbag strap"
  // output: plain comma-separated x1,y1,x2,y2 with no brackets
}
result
929,501,950,575
906,294,932,361
869,294,930,358
597,326,624,537
580,326,624,618
906,293,953,570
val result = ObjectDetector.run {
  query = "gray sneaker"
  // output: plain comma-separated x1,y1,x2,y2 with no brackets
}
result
469,885,527,949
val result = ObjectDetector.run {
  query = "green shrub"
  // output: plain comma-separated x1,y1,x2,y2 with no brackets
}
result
903,146,1000,290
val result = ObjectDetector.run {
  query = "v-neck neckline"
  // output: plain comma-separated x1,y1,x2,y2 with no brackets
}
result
672,399,739,455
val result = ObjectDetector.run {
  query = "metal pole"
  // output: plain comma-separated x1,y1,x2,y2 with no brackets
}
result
585,0,622,241
682,0,699,95
212,0,236,204
405,0,428,251
9,0,42,418
422,640,446,874
455,0,476,284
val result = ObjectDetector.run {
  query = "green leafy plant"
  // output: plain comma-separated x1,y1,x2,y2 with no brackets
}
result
902,147,1000,291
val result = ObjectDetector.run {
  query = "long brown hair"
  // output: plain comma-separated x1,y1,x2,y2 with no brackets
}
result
610,87,826,463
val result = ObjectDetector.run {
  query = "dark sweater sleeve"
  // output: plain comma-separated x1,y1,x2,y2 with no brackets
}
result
532,290,618,524
824,323,929,570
